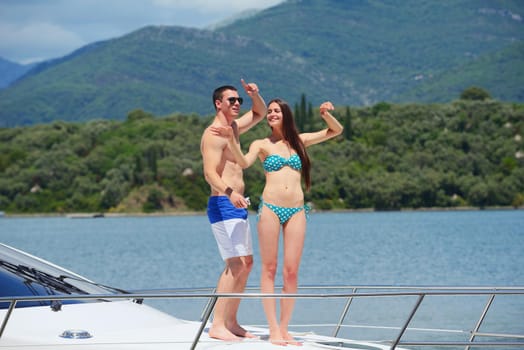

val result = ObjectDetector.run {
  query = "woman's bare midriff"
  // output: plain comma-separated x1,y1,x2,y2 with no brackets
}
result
262,171,304,207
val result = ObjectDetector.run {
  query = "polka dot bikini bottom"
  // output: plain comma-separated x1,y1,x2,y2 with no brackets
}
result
257,197,310,224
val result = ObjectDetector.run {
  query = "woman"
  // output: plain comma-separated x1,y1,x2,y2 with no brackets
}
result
213,99,343,345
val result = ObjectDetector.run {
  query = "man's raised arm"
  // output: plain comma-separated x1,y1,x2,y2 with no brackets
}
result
236,79,266,134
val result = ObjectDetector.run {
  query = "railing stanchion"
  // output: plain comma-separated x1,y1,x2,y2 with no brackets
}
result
465,293,496,350
199,288,216,321
332,287,357,337
0,299,17,338
390,294,424,350
191,295,218,350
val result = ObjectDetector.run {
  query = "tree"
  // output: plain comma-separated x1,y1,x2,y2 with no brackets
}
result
127,109,154,122
343,107,352,140
299,93,307,124
143,188,164,212
460,87,491,101
294,104,303,130
306,102,314,132
294,93,311,131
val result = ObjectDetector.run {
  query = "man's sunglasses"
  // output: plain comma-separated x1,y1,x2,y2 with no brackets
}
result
226,97,244,105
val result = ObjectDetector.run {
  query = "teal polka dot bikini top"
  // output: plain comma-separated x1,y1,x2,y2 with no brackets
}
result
262,154,302,172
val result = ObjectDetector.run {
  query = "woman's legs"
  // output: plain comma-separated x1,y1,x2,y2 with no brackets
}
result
257,205,286,345
280,211,306,344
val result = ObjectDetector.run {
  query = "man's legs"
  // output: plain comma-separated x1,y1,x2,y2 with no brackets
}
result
209,254,254,340
207,196,254,340
225,255,255,337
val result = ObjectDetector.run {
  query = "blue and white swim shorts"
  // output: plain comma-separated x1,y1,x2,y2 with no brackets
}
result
207,196,253,260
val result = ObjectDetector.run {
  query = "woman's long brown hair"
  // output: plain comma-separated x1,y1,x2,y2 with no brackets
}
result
268,98,311,191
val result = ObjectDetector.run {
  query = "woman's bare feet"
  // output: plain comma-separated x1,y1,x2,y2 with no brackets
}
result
282,330,302,346
269,328,288,346
208,325,240,341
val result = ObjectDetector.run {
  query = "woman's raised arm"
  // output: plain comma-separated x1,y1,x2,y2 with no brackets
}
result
301,101,343,147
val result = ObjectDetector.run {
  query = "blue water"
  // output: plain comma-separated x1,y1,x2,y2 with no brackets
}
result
1,210,523,346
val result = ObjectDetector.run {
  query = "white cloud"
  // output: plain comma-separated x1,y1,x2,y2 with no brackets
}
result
0,0,284,64
0,22,85,64
152,0,282,12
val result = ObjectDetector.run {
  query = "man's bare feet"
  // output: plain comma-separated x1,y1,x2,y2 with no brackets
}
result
208,325,240,341
229,324,257,338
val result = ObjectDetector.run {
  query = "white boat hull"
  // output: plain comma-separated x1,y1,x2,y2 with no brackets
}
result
0,299,396,349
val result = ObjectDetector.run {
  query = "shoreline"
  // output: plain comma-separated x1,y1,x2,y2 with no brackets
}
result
1,206,522,218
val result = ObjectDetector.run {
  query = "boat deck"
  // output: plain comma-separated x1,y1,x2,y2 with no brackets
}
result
1,285,523,349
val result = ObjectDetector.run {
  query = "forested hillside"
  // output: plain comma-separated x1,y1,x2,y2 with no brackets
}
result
220,0,524,105
1,97,523,214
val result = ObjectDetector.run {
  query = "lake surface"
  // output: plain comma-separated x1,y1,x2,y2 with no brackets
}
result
1,210,523,346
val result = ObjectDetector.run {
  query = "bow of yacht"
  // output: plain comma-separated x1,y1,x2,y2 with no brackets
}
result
1,242,523,349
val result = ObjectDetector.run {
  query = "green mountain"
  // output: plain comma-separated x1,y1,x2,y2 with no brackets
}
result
398,41,524,102
0,26,327,126
0,0,523,127
222,0,524,104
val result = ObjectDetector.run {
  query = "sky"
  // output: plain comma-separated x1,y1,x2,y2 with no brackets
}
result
0,0,284,64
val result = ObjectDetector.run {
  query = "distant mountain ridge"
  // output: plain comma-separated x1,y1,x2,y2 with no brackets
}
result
0,0,523,127
0,57,35,88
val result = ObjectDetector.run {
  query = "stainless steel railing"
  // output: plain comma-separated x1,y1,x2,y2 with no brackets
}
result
1,285,523,349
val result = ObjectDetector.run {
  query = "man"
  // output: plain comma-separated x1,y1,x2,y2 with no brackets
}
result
200,79,266,340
